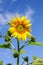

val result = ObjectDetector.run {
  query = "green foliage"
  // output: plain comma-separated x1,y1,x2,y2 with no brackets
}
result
13,49,26,54
29,41,43,46
0,60,3,65
30,36,36,42
7,31,12,37
4,36,11,42
0,43,10,48
23,57,29,62
13,49,17,53
19,50,26,54
7,63,12,65
32,56,37,60
13,50,26,58
0,26,43,65
13,52,19,58
28,36,43,46
31,57,43,65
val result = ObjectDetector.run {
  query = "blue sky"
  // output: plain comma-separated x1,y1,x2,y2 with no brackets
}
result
0,0,43,65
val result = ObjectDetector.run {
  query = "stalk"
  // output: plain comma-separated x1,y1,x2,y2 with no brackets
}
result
17,39,20,65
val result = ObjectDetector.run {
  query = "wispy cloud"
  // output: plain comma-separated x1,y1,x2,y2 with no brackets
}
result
0,12,18,25
0,7,34,25
0,14,7,25
25,7,34,19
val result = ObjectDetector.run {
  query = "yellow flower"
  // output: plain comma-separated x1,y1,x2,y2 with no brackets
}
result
8,16,32,41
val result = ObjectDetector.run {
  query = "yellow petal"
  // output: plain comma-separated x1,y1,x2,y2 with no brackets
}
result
26,24,32,27
17,16,22,24
9,27,15,33
25,20,30,24
8,16,32,41
26,32,32,38
18,34,21,41
17,16,20,20
9,22,15,27
21,16,27,21
11,32,18,38
23,20,31,26
12,17,17,22
21,34,26,40
27,20,30,23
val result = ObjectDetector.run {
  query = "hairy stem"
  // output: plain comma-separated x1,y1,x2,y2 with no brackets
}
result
17,39,20,65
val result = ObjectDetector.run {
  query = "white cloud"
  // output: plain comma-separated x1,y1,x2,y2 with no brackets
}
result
24,7,34,23
0,14,7,25
0,7,34,25
25,7,34,20
0,12,19,25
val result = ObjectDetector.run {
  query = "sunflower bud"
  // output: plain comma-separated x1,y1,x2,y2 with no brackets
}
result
23,57,28,62
13,52,19,58
7,64,12,65
30,36,36,42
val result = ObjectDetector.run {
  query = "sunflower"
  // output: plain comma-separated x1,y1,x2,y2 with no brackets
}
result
8,16,32,41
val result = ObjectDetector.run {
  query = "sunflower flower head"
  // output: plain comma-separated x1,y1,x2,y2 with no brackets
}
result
8,16,32,41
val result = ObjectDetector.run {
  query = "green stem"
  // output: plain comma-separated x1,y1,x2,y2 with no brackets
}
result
19,41,30,50
17,39,20,65
20,43,29,50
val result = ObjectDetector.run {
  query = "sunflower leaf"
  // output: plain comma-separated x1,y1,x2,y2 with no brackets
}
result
4,35,11,42
29,41,43,46
32,56,37,60
19,50,26,54
31,57,43,65
13,49,17,53
0,60,3,65
0,43,10,48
